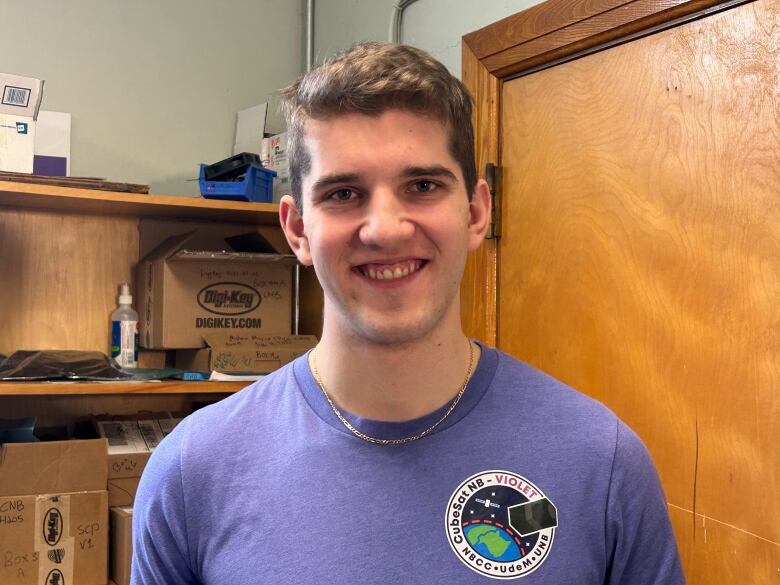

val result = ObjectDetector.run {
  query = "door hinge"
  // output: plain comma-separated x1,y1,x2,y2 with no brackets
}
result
485,163,502,240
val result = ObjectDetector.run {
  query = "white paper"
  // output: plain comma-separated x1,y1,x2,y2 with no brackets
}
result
209,371,266,382
97,421,149,455
34,110,71,175
233,103,267,155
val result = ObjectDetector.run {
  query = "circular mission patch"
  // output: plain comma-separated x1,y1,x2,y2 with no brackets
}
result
445,470,558,579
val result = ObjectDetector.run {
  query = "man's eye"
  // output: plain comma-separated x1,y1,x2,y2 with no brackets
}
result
411,180,437,193
328,189,357,201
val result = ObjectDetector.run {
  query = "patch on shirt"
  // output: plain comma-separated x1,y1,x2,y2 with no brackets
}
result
445,470,558,579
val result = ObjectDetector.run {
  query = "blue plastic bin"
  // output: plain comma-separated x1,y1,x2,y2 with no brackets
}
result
199,163,276,203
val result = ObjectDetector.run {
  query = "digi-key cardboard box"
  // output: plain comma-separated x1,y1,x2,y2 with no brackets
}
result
176,333,317,373
109,506,133,585
137,230,298,349
0,439,108,585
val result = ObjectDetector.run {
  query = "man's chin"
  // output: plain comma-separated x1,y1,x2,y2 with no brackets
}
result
343,315,436,347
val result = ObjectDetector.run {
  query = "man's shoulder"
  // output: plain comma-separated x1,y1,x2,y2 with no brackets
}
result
167,358,304,452
137,359,306,506
477,348,664,486
492,349,613,413
484,348,624,449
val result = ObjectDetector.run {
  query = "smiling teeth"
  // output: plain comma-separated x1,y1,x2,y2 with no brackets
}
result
363,261,419,281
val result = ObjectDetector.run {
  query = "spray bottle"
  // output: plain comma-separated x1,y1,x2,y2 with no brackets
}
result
111,283,139,368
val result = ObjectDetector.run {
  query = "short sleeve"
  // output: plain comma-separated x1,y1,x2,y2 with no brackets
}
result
605,421,686,585
131,418,200,585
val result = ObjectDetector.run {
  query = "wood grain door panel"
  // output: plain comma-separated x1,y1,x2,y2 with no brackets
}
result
494,0,779,579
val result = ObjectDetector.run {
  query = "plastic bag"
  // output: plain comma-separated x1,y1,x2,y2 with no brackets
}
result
0,350,132,381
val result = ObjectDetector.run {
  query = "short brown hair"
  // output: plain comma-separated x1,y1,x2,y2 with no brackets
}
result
280,42,476,209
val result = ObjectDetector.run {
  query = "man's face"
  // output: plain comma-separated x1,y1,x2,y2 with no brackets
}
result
281,109,489,346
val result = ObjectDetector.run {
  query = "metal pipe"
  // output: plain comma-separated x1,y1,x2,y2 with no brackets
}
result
293,263,301,335
389,0,421,43
306,0,315,71
388,2,400,42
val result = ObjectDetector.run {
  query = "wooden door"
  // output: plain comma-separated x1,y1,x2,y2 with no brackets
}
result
461,0,779,582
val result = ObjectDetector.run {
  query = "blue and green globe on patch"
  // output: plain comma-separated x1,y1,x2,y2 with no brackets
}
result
464,523,523,562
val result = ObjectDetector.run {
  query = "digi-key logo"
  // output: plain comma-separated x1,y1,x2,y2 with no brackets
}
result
197,282,261,315
43,508,63,546
46,568,65,585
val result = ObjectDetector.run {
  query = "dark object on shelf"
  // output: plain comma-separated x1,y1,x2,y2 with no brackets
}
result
203,152,263,182
120,367,189,380
0,417,38,444
224,231,278,254
34,425,70,442
0,350,132,381
73,420,102,440
0,171,150,193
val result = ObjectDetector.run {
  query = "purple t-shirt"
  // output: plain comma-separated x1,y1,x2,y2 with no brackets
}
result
132,344,684,584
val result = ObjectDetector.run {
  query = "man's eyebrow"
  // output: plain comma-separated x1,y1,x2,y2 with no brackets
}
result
401,165,458,182
311,173,360,192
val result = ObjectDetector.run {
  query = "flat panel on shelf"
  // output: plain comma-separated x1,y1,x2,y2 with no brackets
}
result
0,180,280,224
0,381,246,396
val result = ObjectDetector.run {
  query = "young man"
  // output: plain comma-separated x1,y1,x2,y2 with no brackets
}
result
132,43,684,584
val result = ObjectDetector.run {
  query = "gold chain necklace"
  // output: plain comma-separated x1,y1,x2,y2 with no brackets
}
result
310,341,476,445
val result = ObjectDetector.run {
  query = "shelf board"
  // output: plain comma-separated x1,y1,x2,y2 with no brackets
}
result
0,380,247,396
0,180,280,224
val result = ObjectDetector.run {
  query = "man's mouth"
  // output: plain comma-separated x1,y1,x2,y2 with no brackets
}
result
355,259,426,281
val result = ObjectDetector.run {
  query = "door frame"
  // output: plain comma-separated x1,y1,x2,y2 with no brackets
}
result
459,0,750,345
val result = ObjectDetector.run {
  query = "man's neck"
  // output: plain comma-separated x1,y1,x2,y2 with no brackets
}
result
311,322,477,422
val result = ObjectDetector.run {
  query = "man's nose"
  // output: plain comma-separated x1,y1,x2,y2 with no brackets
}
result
358,189,414,247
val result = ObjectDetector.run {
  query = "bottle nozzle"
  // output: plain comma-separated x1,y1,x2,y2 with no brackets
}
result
118,283,133,305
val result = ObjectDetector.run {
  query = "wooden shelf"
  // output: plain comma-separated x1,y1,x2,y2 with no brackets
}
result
0,179,310,401
0,380,247,396
0,180,280,224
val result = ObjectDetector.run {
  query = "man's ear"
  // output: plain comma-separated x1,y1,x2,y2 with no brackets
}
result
279,195,313,266
467,179,492,251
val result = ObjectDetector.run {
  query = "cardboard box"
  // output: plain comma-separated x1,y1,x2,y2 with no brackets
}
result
97,420,164,455
107,452,152,508
176,333,317,373
137,230,298,349
0,439,108,585
95,414,180,507
109,506,133,585
0,113,36,173
0,73,44,119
